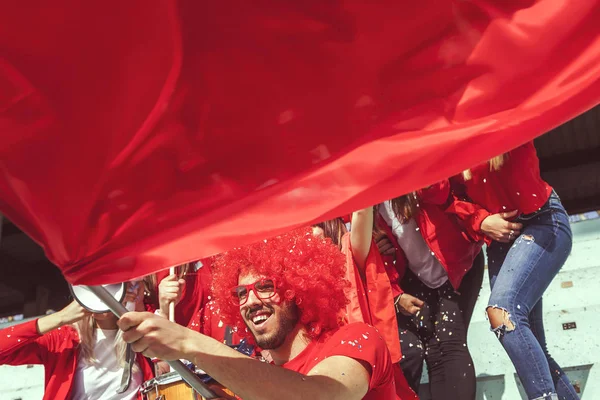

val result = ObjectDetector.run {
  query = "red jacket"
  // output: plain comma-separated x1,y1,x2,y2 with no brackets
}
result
0,319,154,400
447,142,553,243
379,181,483,291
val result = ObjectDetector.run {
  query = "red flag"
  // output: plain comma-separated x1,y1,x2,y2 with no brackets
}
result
1,1,599,284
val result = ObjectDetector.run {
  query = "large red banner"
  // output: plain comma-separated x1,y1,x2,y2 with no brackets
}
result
1,1,599,284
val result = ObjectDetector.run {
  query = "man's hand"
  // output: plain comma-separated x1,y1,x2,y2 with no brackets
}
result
480,210,523,243
373,231,396,257
119,311,195,360
396,294,424,316
158,274,186,317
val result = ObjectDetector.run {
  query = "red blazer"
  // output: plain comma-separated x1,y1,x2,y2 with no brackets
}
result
447,142,553,244
0,319,154,400
379,181,483,291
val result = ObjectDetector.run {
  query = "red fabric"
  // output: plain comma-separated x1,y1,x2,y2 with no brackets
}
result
341,235,372,326
183,259,242,344
377,214,406,297
447,142,553,243
341,234,402,364
0,2,599,285
282,323,399,399
393,364,420,400
0,319,154,400
380,182,483,290
187,299,243,346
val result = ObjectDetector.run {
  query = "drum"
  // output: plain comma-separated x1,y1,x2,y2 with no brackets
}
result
141,371,236,400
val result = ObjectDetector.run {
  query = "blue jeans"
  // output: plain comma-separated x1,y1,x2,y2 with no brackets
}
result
486,192,579,400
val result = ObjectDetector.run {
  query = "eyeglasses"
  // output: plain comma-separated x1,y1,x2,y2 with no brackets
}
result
230,278,277,306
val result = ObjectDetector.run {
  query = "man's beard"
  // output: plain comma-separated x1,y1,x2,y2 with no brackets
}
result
246,302,299,350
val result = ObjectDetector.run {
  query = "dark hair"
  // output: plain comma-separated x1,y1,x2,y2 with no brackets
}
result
390,193,419,223
316,207,385,247
314,218,347,249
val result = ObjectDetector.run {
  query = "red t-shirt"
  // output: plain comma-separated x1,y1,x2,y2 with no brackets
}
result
283,323,398,400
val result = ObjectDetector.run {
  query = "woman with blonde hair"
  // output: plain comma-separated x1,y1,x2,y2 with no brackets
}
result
0,283,154,400
448,142,579,400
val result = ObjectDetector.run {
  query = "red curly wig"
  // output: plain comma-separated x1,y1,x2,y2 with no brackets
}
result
212,227,350,340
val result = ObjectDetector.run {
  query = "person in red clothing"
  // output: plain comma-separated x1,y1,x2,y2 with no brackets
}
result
312,208,401,361
0,285,154,400
143,261,209,327
118,228,400,400
313,208,418,400
149,258,246,375
378,181,484,400
447,143,579,400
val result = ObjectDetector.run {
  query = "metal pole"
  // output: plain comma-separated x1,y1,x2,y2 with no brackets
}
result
85,285,218,399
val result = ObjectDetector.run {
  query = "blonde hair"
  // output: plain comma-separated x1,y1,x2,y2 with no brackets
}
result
462,154,506,181
75,315,135,372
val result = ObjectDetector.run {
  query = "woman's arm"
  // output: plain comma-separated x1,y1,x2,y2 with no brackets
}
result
36,301,89,334
350,207,374,273
0,301,88,366
445,177,522,243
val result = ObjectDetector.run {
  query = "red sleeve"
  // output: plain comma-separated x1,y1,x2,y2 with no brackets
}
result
341,234,370,325
417,180,451,205
446,177,492,244
318,323,395,392
0,319,50,366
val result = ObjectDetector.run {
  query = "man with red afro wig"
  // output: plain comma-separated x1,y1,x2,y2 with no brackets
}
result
119,228,400,400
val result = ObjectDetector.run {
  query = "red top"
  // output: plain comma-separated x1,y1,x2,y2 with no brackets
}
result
181,260,241,345
0,319,154,400
379,181,483,291
283,323,399,400
448,142,553,243
187,299,243,346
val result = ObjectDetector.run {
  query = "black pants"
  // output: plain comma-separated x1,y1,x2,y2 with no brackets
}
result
397,251,484,400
